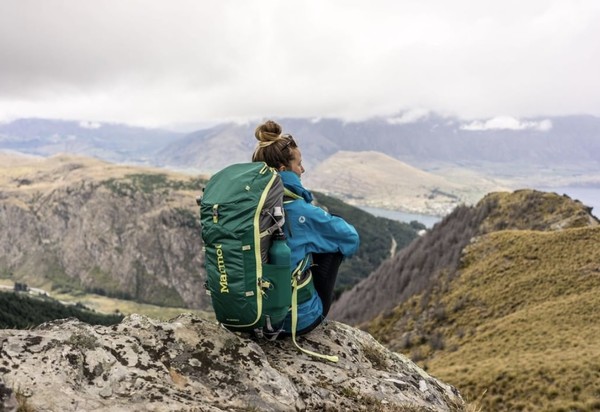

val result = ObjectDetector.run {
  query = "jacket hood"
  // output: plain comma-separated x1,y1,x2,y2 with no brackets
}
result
279,171,313,203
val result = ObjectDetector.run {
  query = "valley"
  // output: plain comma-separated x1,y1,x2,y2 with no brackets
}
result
0,279,211,321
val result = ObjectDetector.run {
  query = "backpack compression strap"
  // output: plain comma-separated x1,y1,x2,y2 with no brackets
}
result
290,264,339,363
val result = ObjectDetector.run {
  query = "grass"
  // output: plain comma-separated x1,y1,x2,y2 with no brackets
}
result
101,173,206,196
0,279,213,322
51,288,213,321
0,153,208,192
368,226,600,411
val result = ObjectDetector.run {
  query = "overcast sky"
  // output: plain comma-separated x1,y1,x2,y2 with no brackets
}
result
1,0,599,128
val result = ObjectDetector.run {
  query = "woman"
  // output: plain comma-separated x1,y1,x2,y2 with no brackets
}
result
252,120,360,335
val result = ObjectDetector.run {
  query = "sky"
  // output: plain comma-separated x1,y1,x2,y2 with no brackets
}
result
1,0,599,129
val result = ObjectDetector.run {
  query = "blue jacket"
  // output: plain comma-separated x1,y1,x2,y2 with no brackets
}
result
280,171,360,267
279,171,359,331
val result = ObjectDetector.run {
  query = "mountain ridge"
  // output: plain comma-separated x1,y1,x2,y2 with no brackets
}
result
3,115,599,219
329,189,599,326
369,225,600,411
0,154,209,309
328,189,599,410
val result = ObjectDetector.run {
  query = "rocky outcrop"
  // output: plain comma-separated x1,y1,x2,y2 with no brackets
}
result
0,314,463,411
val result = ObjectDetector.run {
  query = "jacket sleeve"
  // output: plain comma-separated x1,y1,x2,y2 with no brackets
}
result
291,201,360,258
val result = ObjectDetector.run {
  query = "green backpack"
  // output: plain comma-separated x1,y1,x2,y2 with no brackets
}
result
199,162,338,362
200,162,289,334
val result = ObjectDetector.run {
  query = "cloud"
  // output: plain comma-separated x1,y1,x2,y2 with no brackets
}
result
0,1,599,127
386,109,430,125
460,116,553,131
79,121,101,130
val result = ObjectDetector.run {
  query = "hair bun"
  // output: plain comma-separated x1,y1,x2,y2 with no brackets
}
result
255,120,283,143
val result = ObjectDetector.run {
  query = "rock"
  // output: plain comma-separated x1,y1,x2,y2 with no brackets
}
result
0,314,463,411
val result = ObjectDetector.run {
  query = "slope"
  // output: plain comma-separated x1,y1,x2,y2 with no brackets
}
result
330,189,599,326
0,153,211,309
367,226,600,411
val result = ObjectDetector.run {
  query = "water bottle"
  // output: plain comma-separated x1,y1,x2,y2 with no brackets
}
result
269,230,291,267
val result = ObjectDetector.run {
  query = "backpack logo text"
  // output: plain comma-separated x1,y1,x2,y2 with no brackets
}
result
215,244,229,293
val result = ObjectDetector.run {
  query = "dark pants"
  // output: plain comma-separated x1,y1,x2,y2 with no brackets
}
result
311,251,344,318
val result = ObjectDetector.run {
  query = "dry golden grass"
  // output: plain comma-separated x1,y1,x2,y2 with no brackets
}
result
479,190,598,231
0,152,209,193
52,290,214,321
370,226,600,411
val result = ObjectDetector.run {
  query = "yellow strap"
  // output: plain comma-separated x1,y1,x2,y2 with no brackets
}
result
291,277,339,363
283,188,303,201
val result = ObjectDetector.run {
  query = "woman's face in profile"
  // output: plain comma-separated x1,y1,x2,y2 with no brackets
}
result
284,148,305,178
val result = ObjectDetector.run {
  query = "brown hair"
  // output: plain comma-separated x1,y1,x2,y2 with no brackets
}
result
252,120,298,169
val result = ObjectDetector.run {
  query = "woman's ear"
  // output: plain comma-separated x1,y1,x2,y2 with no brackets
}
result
278,165,286,172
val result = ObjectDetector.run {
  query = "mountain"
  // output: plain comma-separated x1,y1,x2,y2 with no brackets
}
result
371,226,600,411
0,152,417,310
155,122,258,173
329,190,600,411
0,314,464,411
0,118,183,163
155,114,600,187
330,189,599,325
4,113,599,190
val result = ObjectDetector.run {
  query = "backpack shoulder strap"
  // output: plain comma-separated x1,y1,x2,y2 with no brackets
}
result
283,188,303,203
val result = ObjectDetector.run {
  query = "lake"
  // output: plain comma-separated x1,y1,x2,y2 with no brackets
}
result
358,206,442,228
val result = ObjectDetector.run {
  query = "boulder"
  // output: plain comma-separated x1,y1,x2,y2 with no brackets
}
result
0,314,463,411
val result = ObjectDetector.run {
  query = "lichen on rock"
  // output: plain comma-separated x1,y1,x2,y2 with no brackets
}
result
0,314,463,411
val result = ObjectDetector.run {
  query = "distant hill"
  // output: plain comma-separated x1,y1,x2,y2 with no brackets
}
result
329,189,599,410
153,114,600,187
2,115,599,214
0,118,183,163
304,150,507,215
